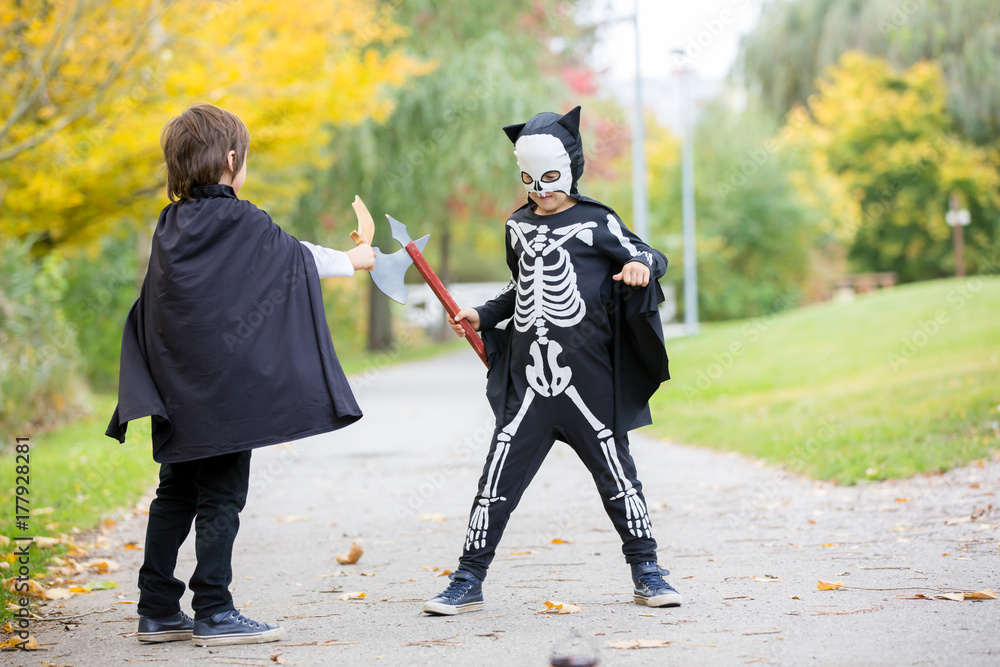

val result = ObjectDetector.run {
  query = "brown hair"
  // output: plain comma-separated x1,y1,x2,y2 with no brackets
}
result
160,103,250,201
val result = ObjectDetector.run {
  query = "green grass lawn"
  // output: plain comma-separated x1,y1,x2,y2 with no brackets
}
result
648,276,1000,484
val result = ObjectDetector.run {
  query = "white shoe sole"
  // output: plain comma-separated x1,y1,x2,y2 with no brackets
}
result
422,600,485,616
137,630,192,643
192,626,286,646
634,592,683,607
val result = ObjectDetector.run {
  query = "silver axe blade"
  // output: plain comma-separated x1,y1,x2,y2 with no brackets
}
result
370,227,430,305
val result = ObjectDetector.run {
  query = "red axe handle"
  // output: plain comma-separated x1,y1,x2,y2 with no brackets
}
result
405,241,490,368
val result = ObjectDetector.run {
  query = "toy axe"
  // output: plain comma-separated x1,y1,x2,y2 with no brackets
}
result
369,215,489,368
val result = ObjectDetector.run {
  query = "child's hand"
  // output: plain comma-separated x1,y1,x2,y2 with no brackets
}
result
448,307,481,336
346,244,376,272
613,260,650,287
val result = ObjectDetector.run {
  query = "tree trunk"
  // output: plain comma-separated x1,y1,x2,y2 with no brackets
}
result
434,220,453,341
368,278,395,351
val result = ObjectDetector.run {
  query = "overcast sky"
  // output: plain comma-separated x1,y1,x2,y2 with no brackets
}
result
587,0,764,81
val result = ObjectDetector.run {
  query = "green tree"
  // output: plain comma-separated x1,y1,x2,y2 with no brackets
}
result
739,0,1000,145
294,0,594,348
785,53,1000,280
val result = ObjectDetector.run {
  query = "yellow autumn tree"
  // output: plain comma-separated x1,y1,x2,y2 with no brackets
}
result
0,0,431,251
783,52,1000,280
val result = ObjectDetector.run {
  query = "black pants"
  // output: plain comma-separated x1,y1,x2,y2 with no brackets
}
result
137,450,251,619
458,389,658,581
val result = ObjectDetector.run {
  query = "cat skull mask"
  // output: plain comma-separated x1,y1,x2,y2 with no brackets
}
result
514,134,573,196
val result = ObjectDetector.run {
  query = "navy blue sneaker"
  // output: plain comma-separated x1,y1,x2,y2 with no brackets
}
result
136,611,194,643
191,609,286,646
423,570,485,615
631,561,683,607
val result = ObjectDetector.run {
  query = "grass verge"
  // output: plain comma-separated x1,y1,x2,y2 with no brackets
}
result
647,277,1000,484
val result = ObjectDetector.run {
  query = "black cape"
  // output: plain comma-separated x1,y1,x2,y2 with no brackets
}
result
480,196,670,436
106,184,361,463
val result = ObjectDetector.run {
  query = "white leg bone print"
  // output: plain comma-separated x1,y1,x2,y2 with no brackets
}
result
466,390,536,551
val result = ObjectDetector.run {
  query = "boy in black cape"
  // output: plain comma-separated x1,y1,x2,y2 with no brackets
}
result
424,106,680,615
106,104,374,646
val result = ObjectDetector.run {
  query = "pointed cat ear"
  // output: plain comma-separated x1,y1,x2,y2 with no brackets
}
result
503,123,526,145
557,106,582,135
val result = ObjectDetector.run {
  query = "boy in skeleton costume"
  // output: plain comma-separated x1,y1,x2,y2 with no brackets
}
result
424,107,679,615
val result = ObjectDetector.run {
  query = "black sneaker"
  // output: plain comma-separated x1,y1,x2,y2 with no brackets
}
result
422,570,485,615
191,609,286,646
631,561,683,607
137,611,194,643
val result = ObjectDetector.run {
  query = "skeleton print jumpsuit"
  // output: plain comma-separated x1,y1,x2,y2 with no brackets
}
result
459,200,668,580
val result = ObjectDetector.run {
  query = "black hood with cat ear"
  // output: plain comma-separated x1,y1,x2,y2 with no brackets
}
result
503,106,585,196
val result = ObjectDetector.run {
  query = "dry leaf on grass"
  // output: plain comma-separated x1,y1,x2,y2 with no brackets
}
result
338,592,366,601
336,542,363,565
537,600,581,614
3,577,46,599
817,580,845,591
418,513,448,522
607,639,672,649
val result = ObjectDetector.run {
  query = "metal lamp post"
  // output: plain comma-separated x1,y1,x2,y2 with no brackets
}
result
672,49,698,335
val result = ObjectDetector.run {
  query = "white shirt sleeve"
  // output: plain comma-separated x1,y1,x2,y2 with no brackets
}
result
300,241,355,278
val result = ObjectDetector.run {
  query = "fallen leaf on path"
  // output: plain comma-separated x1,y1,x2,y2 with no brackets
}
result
82,559,121,574
817,580,845,591
436,570,452,577
275,515,313,523
895,498,909,503
114,600,138,604
336,542,363,565
538,600,581,614
551,538,572,544
936,593,965,602
510,551,538,555
316,571,348,578
607,639,672,649
338,592,366,601
85,581,119,591
123,542,143,551
44,587,73,601
0,635,39,650
418,513,447,522
964,590,997,599
270,653,285,664
754,576,783,582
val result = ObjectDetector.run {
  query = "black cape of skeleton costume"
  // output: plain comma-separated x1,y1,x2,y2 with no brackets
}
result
480,194,670,437
106,184,361,463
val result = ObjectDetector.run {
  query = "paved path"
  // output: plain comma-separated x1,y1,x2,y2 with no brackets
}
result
17,351,1000,666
